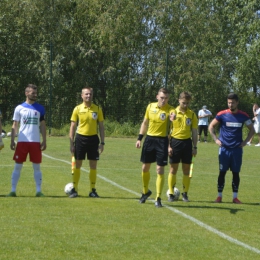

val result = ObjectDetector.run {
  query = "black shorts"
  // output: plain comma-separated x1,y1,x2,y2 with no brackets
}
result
140,135,168,166
169,138,192,164
198,125,208,136
74,134,100,161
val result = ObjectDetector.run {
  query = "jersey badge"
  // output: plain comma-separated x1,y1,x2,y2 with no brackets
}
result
92,112,98,120
160,113,166,120
186,118,191,125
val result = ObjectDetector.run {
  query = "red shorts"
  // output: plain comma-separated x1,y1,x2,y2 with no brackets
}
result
13,142,42,163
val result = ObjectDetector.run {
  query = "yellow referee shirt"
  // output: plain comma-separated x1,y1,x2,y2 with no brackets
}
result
170,106,198,139
145,102,174,137
70,103,104,136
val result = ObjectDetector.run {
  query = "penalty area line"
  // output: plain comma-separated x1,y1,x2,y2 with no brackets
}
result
42,152,260,255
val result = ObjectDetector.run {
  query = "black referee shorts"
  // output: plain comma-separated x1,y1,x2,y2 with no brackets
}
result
74,134,100,161
140,135,168,166
169,138,192,164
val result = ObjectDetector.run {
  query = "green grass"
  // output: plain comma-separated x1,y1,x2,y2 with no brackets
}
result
0,136,260,259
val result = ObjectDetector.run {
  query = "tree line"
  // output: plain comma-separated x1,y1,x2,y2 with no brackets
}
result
0,0,259,129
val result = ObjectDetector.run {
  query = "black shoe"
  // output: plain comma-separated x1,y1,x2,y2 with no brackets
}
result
155,197,162,208
168,194,175,202
139,190,152,203
182,192,189,202
89,188,99,198
69,188,78,198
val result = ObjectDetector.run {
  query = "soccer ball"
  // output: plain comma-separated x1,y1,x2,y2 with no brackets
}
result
166,187,180,201
7,132,11,137
64,183,74,195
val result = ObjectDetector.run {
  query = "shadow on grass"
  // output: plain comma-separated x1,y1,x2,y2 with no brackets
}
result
163,201,260,214
0,194,139,199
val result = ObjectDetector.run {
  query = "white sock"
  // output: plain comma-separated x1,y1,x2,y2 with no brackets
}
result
33,163,42,193
11,163,23,192
218,192,222,197
233,192,238,199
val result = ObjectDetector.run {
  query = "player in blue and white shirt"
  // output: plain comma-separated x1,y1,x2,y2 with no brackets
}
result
7,84,47,197
209,93,254,204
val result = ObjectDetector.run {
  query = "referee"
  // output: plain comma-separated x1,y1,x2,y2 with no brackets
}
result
168,91,198,202
69,87,105,198
136,88,174,208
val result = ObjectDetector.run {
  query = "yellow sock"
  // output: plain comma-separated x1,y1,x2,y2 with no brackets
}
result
156,174,164,199
72,168,81,192
182,174,190,193
142,171,150,194
89,169,97,192
168,173,176,194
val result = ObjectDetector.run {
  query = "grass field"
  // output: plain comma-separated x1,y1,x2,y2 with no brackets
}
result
0,136,260,260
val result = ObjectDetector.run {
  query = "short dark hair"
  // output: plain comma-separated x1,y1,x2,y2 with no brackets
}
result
227,93,239,101
158,88,170,95
179,91,192,101
25,84,37,92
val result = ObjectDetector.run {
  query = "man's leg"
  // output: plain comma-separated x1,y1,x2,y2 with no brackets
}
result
214,171,226,202
155,165,164,200
89,160,99,197
139,163,152,203
204,126,208,142
182,163,191,202
69,160,82,198
33,163,43,195
8,163,23,196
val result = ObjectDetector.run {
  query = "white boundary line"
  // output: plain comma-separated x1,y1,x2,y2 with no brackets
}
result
43,152,260,255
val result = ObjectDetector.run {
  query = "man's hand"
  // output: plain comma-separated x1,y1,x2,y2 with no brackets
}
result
10,140,16,150
170,113,176,121
136,140,141,148
168,146,173,156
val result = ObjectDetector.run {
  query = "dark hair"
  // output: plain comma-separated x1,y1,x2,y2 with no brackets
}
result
179,91,192,101
158,88,170,95
227,93,238,101
25,84,37,92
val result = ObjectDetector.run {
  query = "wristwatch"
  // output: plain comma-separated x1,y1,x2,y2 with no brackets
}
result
101,142,105,145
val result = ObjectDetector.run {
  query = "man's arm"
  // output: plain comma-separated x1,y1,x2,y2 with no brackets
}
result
135,118,149,148
40,120,47,151
191,128,198,156
10,121,19,150
241,123,255,147
98,121,105,154
69,121,77,154
209,118,221,146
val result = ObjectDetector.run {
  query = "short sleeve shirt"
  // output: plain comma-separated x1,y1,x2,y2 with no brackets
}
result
215,109,251,148
171,107,198,139
198,109,212,126
71,103,104,136
13,102,45,142
145,102,174,137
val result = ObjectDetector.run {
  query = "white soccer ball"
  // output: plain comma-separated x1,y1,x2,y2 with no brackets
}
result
1,132,6,138
64,183,74,195
166,187,180,201
7,132,11,137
